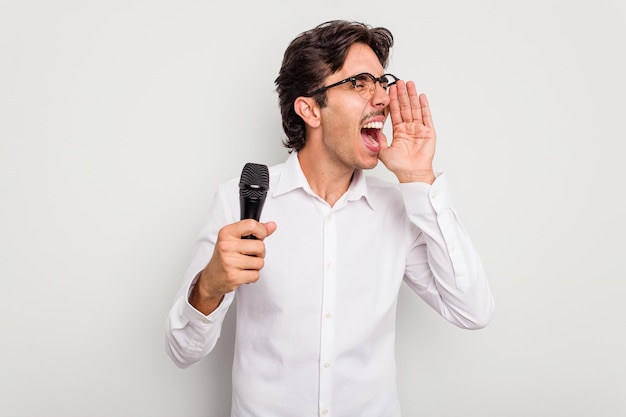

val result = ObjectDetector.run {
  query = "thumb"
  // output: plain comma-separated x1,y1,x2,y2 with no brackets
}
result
377,131,393,166
378,131,390,152
263,221,277,238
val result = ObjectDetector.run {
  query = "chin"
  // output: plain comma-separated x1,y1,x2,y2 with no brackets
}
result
359,156,379,170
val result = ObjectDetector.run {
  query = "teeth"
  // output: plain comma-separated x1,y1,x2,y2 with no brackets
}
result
363,121,383,129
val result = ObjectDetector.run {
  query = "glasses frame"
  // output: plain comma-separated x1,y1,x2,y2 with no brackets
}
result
305,72,399,99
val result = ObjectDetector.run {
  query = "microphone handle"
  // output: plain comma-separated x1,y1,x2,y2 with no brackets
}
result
241,197,265,240
240,197,265,221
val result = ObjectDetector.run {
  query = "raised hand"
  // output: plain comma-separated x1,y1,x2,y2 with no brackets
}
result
378,80,437,184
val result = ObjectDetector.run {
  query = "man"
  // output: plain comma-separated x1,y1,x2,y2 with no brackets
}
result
166,20,494,417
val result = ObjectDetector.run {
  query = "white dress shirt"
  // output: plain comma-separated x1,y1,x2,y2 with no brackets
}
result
165,152,494,417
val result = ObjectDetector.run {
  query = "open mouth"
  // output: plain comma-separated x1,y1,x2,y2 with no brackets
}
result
361,121,384,153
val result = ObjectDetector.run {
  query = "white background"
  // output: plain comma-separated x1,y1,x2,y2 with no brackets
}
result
1,1,625,416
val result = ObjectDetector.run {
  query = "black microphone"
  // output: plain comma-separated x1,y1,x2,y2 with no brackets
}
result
239,162,269,239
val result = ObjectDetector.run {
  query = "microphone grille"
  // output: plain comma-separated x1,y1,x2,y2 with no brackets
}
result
239,163,269,199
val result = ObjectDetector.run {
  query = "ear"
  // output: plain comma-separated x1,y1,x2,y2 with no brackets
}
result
294,96,321,128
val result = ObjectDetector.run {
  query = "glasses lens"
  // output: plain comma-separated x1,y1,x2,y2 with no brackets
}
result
380,75,391,90
353,74,375,98
351,73,398,98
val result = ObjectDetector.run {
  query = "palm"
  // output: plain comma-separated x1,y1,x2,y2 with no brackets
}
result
378,80,437,183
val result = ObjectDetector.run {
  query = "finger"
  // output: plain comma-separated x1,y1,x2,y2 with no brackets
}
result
418,93,434,128
219,220,254,240
377,131,389,152
219,248,263,276
395,80,414,124
233,219,272,240
221,266,262,288
238,238,267,258
406,81,422,123
388,83,402,126
239,269,262,284
237,251,266,271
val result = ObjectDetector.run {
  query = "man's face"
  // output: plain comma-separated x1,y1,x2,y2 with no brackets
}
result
318,43,391,171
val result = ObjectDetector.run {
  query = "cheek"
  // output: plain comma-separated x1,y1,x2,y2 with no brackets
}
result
322,99,367,135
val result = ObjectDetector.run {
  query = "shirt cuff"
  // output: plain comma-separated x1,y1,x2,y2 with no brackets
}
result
400,172,452,215
170,273,233,330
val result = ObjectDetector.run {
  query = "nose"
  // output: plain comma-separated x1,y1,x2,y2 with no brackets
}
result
371,81,390,107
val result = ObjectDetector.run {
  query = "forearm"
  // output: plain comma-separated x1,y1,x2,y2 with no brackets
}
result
402,174,495,329
164,186,235,367
165,276,234,368
188,273,224,316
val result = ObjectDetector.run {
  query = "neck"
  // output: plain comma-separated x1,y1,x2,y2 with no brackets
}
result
297,148,354,207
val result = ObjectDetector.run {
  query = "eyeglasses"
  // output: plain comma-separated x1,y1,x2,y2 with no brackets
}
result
305,72,399,100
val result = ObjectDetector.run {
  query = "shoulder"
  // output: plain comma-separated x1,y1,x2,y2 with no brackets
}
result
364,175,401,195
364,175,405,209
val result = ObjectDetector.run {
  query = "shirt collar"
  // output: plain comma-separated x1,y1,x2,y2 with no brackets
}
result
272,152,375,210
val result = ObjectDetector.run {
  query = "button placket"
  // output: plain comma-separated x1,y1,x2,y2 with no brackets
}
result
319,209,337,414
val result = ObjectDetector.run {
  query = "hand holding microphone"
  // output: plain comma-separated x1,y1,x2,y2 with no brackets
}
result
189,163,276,315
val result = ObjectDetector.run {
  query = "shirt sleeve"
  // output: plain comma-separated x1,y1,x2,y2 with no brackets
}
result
400,173,495,329
164,185,237,368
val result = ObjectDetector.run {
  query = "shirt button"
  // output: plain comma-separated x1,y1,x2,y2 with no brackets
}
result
326,261,333,269
323,362,331,369
322,410,329,415
431,190,439,200
325,313,332,319
193,341,203,347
